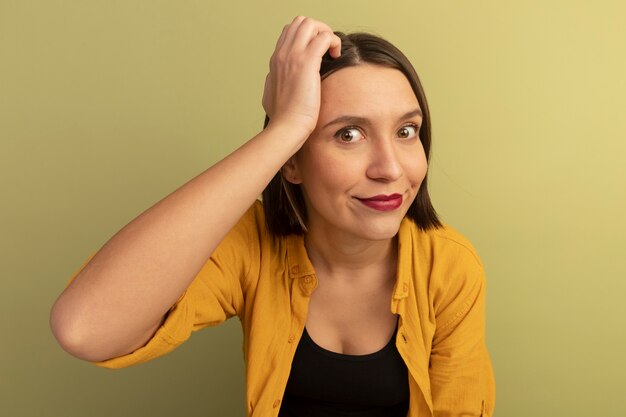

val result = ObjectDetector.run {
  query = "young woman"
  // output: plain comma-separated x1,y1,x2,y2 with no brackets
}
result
51,16,495,417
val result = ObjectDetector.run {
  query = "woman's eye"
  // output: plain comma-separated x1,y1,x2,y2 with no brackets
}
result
335,127,364,143
397,124,419,139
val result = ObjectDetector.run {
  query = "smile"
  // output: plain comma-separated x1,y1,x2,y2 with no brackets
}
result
356,194,403,211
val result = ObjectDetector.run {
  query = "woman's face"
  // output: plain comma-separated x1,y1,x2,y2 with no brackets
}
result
285,64,428,242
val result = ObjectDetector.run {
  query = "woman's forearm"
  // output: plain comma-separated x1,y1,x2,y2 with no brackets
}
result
50,122,306,362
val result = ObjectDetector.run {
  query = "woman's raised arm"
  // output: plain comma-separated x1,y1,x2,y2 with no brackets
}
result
49,16,341,363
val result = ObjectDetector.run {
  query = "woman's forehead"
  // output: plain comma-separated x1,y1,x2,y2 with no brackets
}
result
319,64,420,121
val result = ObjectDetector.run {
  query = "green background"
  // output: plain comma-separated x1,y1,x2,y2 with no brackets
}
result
2,1,625,416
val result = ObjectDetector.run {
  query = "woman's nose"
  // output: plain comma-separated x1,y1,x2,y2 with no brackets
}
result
365,139,403,182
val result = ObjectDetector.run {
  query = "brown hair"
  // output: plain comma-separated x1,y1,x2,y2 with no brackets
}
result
261,31,441,235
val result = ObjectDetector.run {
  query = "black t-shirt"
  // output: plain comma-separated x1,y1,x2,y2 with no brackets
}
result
279,317,410,417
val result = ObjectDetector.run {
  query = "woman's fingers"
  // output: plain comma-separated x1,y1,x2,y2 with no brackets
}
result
326,32,342,58
277,16,341,59
308,30,342,59
274,24,290,53
279,15,307,51
291,18,332,50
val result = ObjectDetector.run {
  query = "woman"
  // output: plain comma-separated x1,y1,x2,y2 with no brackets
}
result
51,16,495,417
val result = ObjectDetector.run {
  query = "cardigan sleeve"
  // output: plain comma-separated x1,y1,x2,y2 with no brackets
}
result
79,202,263,369
429,237,496,416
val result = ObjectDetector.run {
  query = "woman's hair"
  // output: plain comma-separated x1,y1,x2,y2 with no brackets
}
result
262,31,442,236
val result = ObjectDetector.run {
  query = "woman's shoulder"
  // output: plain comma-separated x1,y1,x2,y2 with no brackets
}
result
240,199,266,224
221,199,294,253
401,219,483,269
210,200,270,256
431,223,482,265
400,220,487,312
228,199,267,235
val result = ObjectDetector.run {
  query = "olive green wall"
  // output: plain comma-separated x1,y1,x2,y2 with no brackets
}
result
2,1,625,416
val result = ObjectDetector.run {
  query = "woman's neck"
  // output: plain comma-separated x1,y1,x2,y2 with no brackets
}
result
304,228,398,284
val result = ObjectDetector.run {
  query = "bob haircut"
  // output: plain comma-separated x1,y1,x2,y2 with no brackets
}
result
262,31,441,236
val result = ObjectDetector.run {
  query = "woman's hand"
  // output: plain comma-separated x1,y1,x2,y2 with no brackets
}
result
262,16,341,140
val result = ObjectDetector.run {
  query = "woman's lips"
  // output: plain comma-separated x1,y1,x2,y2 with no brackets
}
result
356,194,403,211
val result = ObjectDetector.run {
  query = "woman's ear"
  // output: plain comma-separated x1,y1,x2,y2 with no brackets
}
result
281,156,302,184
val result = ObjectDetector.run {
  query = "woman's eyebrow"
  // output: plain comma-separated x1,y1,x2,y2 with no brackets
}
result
322,108,423,129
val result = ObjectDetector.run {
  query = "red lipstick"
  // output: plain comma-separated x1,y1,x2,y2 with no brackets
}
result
357,194,403,211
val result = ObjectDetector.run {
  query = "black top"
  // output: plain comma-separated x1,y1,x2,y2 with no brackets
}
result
278,317,410,417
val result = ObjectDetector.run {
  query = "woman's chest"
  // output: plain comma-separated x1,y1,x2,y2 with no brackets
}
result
304,277,398,355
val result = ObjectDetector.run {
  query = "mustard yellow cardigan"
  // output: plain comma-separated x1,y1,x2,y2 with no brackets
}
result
78,201,495,416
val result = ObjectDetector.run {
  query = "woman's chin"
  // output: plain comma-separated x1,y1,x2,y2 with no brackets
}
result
353,219,404,242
